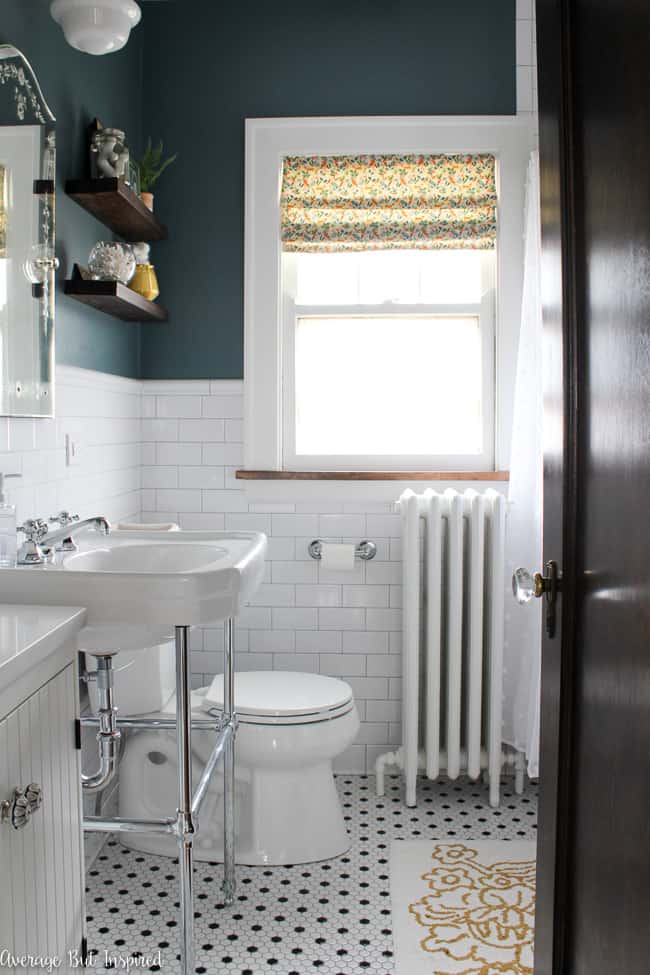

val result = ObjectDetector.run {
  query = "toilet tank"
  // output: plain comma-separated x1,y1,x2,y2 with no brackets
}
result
85,641,176,716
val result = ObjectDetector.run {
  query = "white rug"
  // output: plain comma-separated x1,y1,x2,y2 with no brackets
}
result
390,840,536,975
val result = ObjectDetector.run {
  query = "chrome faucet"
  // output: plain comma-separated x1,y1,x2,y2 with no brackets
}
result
17,514,110,565
42,514,110,550
16,519,50,564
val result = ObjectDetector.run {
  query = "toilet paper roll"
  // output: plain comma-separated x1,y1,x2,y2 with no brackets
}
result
320,542,355,571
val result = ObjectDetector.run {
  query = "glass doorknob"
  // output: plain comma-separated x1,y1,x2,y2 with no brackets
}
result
512,567,547,604
513,562,560,638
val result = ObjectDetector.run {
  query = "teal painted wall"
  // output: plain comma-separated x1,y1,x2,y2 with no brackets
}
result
140,0,516,379
1,0,144,377
1,0,516,380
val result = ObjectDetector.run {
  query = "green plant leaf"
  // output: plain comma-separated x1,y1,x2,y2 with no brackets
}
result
136,138,178,192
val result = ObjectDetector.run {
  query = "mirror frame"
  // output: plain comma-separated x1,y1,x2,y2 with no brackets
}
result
0,44,56,418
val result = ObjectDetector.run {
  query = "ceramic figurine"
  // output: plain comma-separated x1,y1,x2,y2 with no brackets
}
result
90,127,130,180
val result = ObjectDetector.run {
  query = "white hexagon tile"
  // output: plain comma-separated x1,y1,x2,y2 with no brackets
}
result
85,775,538,974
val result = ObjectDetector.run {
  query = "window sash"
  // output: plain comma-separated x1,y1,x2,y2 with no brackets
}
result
281,297,495,472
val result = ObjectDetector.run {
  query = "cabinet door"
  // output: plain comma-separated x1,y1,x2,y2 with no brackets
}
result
0,663,84,970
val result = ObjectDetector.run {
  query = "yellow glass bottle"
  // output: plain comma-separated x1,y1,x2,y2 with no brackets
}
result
130,263,159,302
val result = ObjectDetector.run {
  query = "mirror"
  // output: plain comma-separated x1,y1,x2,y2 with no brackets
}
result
0,45,55,418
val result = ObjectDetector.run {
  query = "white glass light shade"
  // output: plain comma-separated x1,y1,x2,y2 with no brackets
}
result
50,0,142,56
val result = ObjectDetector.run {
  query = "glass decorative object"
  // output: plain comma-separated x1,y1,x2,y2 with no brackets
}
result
88,241,135,284
23,243,59,284
127,158,139,194
129,263,159,301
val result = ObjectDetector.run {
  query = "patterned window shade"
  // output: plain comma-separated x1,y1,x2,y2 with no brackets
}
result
280,153,497,253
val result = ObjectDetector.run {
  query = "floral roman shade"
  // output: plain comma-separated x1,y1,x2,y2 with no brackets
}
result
280,153,497,253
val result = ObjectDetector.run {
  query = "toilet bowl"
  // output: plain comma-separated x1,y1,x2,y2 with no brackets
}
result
110,658,360,865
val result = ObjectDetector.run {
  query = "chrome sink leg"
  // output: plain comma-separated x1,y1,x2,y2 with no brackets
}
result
84,620,238,967
175,625,195,974
223,617,236,905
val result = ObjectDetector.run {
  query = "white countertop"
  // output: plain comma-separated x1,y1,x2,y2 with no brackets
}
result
0,604,86,708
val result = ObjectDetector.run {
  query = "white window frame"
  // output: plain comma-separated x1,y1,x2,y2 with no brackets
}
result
244,116,533,474
282,268,496,470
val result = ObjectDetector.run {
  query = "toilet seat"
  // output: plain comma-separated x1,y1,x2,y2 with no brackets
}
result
200,671,355,726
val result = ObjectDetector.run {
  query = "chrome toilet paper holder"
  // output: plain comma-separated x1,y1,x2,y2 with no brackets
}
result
308,539,377,561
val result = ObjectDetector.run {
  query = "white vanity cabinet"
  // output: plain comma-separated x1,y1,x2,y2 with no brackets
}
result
0,606,86,972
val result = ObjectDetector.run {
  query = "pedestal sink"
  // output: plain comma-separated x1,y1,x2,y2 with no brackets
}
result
0,526,267,974
0,530,267,626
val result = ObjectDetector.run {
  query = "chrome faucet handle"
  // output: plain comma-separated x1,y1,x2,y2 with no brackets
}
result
17,518,49,542
49,511,80,527
16,519,50,565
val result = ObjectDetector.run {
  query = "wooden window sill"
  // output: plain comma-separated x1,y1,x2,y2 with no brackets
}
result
236,470,510,481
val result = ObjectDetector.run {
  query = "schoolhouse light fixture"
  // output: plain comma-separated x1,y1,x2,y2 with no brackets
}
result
50,0,142,56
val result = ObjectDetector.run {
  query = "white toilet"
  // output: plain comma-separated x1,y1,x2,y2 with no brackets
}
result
89,643,360,865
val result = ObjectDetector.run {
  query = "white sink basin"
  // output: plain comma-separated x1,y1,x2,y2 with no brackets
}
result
0,530,267,627
64,541,229,574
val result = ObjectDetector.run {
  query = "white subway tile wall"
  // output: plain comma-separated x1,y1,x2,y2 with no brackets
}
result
141,379,403,772
1,365,141,529
4,365,143,863
516,0,538,116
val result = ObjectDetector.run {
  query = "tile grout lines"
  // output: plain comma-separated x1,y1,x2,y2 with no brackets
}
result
85,773,538,975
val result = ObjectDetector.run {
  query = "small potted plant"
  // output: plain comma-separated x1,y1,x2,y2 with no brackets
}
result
136,138,178,211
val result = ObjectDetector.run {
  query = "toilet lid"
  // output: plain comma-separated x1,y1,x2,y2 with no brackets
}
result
206,671,353,720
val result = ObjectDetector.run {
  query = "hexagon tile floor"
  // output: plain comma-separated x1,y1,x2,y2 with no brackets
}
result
85,774,538,974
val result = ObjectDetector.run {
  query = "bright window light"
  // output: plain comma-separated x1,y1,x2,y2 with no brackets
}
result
294,315,483,456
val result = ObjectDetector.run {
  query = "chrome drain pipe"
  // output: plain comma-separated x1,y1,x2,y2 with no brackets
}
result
82,655,121,793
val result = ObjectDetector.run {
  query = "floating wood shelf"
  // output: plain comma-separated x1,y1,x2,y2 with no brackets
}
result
65,178,168,242
64,266,167,322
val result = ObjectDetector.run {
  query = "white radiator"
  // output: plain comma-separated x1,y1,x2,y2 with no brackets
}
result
376,488,522,807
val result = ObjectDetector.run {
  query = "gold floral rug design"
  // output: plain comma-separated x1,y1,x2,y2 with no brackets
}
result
390,840,536,975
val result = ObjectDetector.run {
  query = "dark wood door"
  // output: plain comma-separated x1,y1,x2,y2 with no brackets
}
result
535,1,650,973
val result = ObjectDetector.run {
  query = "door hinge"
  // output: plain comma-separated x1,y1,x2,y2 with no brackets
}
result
74,718,82,750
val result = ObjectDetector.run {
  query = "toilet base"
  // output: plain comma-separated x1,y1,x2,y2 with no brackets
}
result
243,760,351,865
118,705,359,865
120,758,350,865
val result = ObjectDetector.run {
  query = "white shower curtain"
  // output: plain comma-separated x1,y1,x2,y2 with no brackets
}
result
502,152,543,778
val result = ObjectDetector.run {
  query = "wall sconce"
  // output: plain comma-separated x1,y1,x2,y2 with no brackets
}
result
50,0,142,56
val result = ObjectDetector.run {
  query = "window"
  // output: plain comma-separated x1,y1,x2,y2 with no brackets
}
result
283,247,495,470
244,117,532,479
